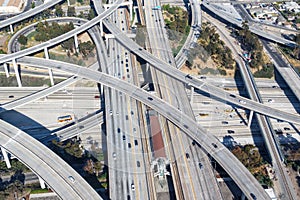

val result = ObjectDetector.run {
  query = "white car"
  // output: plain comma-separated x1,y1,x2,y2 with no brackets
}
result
68,176,75,183
239,100,246,104
268,99,274,103
112,152,116,160
131,183,135,191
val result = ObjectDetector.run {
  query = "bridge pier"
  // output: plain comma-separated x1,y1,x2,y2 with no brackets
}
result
1,147,11,168
248,110,254,128
190,86,194,104
74,34,79,53
3,63,10,77
10,24,13,34
99,19,103,36
38,176,46,189
44,47,54,86
129,0,133,21
12,59,22,87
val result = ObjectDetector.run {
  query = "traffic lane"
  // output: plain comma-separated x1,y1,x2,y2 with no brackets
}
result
0,121,101,199
0,0,124,64
18,57,271,199
102,21,300,124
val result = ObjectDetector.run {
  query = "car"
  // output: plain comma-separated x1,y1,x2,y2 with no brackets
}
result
94,95,100,98
272,85,278,88
267,99,274,103
192,140,196,146
239,100,246,104
250,193,257,200
198,162,203,169
229,94,236,98
222,121,228,125
131,183,135,191
112,152,116,160
68,176,75,183
137,161,140,167
117,128,121,133
185,74,193,79
79,125,84,129
185,153,190,159
8,95,14,98
134,140,138,146
284,127,290,131
199,76,206,79
125,115,129,120
148,97,153,101
128,143,131,148
123,135,126,140
212,143,218,148
227,130,235,134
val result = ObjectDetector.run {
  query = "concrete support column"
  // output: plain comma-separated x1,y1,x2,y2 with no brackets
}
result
12,59,22,87
74,34,79,53
44,47,54,86
248,110,254,128
38,176,46,189
99,20,103,36
44,47,49,59
129,1,133,21
190,86,194,104
3,63,10,77
1,147,11,169
100,84,104,98
9,24,13,34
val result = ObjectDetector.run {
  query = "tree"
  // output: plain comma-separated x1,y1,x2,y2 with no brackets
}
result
88,9,95,20
31,2,35,8
67,6,76,17
79,41,95,58
18,35,28,45
94,161,102,176
55,4,64,17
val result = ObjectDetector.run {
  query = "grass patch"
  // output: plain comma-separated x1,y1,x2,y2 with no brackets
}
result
30,188,51,194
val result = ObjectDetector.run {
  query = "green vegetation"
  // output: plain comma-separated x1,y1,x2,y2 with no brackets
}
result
79,41,95,58
185,22,235,74
30,188,50,194
18,34,28,45
0,73,64,87
88,9,96,20
232,145,273,187
162,4,190,56
67,6,76,17
35,21,74,42
253,63,274,78
237,21,265,68
55,4,64,17
0,159,30,176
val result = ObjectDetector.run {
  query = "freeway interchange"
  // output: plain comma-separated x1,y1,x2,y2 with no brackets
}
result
0,0,299,199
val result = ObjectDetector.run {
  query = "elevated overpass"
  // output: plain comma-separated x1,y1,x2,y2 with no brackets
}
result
0,120,102,199
0,0,64,30
11,56,271,200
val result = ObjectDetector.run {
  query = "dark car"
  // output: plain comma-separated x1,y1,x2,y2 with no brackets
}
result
186,153,190,159
212,143,218,148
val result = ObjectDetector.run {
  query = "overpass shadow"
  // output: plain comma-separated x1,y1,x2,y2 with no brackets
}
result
0,108,108,199
0,109,51,140
274,68,300,115
234,67,272,163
